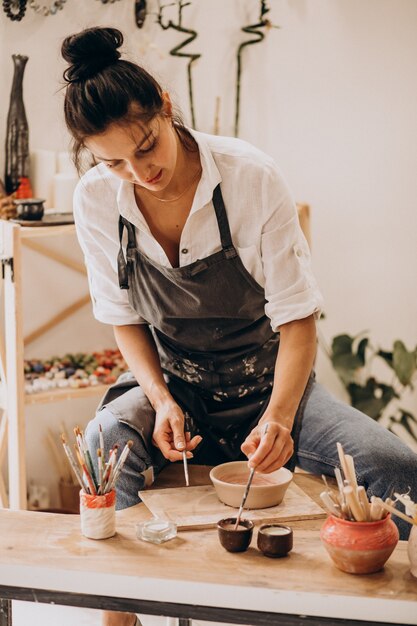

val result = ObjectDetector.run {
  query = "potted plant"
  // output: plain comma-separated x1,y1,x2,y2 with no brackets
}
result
323,332,417,448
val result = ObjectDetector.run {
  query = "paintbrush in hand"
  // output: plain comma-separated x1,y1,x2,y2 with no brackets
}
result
233,423,270,530
182,412,191,487
234,466,255,530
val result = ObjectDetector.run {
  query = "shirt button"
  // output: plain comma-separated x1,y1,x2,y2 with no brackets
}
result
181,248,189,254
295,247,302,257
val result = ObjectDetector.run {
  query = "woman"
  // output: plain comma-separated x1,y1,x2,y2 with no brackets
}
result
62,26,416,626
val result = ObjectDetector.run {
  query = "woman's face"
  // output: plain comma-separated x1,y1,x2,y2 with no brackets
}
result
84,109,179,191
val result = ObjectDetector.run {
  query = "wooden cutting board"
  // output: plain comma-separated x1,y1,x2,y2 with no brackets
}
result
139,482,326,530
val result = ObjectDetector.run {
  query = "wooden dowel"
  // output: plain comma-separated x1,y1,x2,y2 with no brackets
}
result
345,455,358,490
357,486,371,521
320,491,342,518
344,486,366,521
373,497,417,526
336,442,350,483
370,496,384,521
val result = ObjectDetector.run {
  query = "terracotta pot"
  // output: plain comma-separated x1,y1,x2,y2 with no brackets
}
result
320,514,399,574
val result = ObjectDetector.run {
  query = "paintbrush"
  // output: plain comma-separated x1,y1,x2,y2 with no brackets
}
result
233,422,271,530
182,411,191,487
182,450,189,487
234,466,255,530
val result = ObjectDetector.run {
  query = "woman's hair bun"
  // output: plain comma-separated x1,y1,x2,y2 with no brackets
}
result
62,27,123,83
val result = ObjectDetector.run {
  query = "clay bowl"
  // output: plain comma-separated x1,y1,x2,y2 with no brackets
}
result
209,461,293,509
257,524,293,558
217,517,254,553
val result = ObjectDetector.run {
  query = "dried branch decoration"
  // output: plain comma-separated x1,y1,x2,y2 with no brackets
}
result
156,0,201,129
235,0,279,137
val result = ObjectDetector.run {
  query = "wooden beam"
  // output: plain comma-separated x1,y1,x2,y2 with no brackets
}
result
2,222,27,509
25,383,109,406
24,294,91,346
0,414,9,508
19,224,75,239
22,239,86,275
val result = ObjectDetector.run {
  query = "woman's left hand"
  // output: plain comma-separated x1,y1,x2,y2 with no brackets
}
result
241,420,294,473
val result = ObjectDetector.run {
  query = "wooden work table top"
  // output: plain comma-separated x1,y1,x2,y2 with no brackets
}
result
0,470,416,624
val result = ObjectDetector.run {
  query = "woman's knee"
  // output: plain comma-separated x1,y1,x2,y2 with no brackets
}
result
85,409,127,455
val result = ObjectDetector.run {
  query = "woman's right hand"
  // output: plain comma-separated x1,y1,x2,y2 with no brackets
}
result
152,400,202,461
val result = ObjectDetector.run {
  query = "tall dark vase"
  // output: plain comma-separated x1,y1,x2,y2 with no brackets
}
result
4,54,32,197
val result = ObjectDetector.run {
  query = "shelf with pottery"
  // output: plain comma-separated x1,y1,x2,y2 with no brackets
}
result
24,383,110,405
0,218,111,511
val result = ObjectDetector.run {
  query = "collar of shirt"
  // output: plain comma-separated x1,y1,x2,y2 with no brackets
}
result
116,128,222,234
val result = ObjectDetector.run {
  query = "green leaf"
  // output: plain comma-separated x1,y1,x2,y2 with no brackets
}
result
389,408,417,442
331,334,354,358
393,340,416,386
356,338,368,366
377,349,394,369
332,354,363,386
347,379,398,420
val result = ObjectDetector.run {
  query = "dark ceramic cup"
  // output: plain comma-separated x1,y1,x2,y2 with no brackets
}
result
14,198,45,221
217,517,254,553
257,524,293,557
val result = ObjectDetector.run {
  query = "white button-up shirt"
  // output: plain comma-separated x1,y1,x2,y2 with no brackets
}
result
73,129,323,331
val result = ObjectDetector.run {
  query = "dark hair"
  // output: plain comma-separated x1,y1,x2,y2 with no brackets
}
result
61,27,193,171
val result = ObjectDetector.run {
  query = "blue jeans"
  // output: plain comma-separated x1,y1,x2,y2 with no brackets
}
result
85,380,417,540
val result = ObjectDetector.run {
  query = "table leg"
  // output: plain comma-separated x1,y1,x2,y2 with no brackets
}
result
0,599,11,626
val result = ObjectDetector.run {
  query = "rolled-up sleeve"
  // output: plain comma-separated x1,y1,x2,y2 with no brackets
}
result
260,163,324,331
73,179,146,326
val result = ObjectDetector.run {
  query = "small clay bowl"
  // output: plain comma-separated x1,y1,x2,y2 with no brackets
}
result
14,198,45,221
257,524,293,558
210,461,293,509
217,517,254,553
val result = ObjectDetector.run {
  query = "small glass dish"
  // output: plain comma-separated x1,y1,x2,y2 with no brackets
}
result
136,518,177,544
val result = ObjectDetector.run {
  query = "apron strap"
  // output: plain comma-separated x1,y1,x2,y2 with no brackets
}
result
117,216,136,290
212,184,237,259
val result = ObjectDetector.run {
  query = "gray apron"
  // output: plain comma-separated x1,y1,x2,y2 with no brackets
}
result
109,183,313,467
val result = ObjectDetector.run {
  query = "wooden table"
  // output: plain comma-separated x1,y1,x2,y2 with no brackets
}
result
0,470,416,626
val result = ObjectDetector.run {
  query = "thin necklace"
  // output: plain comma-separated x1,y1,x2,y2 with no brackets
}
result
141,167,202,203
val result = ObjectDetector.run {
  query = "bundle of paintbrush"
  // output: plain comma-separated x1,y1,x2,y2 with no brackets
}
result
61,425,133,496
319,442,392,522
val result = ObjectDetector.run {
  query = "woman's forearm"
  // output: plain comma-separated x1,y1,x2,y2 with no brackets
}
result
113,324,174,410
263,314,317,429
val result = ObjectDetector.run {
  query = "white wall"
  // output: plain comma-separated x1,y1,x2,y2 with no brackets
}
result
1,0,416,503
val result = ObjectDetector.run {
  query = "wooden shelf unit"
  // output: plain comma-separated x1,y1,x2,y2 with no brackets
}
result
24,383,110,406
0,220,108,510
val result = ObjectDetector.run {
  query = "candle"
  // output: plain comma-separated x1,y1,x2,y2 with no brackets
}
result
30,149,56,208
57,151,77,176
53,172,79,212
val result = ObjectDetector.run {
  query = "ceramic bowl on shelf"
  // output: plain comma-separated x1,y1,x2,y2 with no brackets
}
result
13,198,45,220
209,461,293,509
